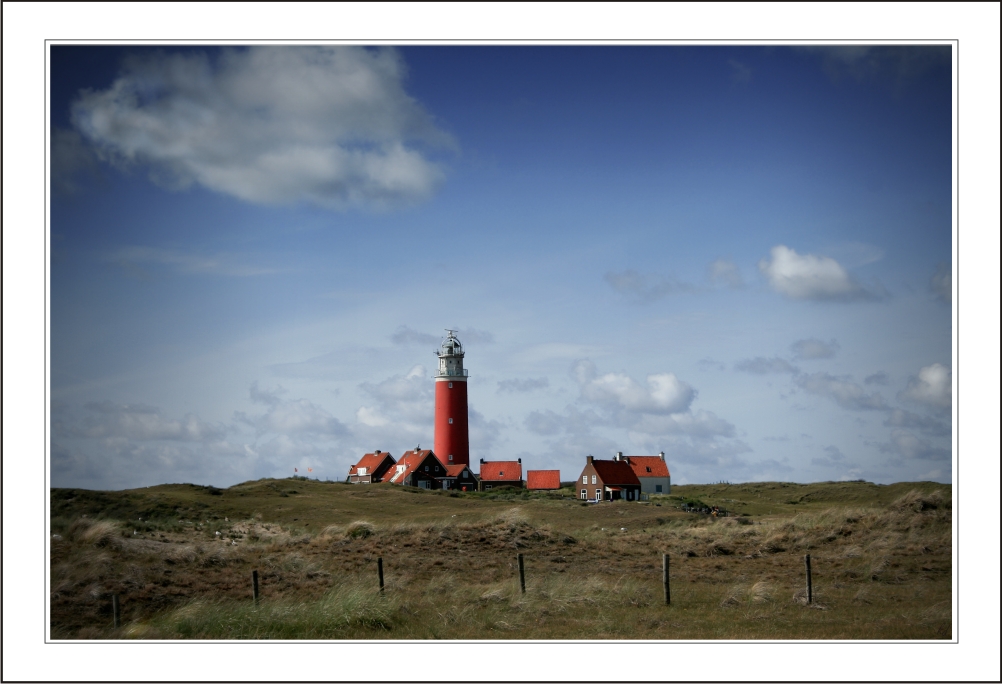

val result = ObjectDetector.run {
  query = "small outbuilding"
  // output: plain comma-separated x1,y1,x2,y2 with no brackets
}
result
478,458,523,491
576,455,641,502
347,450,395,484
526,470,561,491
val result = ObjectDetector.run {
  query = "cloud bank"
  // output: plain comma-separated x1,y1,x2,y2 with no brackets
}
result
71,47,454,209
759,245,874,301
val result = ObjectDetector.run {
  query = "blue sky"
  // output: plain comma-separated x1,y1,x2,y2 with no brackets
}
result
48,44,955,489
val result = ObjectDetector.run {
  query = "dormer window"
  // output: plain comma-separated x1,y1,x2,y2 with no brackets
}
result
359,467,367,475
499,471,504,476
397,465,405,473
646,467,651,473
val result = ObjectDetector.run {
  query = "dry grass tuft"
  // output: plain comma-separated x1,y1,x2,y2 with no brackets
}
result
79,520,120,547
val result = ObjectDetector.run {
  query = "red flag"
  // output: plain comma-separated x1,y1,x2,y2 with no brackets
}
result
307,467,313,473
294,468,298,473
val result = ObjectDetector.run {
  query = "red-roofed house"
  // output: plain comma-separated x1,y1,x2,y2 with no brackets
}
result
478,458,523,491
443,463,480,492
526,470,561,491
617,451,671,495
576,455,641,502
347,451,395,484
381,449,447,489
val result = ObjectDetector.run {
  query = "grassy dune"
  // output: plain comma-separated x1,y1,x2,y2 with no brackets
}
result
49,479,952,639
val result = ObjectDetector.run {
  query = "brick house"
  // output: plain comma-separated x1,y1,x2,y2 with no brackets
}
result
617,451,671,495
576,455,642,502
346,450,395,484
381,449,448,489
526,470,561,491
442,463,480,492
478,458,523,491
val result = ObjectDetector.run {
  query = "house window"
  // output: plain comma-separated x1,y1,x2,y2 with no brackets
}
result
448,454,454,461
499,471,504,477
485,485,492,490
448,382,453,388
358,467,367,476
435,465,439,472
580,489,587,499
462,470,467,477
591,475,597,485
595,489,602,500
449,418,453,424
582,475,588,484
656,484,663,493
424,465,429,471
646,467,652,473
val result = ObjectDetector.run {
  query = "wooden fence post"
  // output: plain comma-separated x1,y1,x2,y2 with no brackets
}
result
804,554,813,604
663,554,671,605
112,594,120,628
517,553,525,594
252,569,260,604
377,557,384,592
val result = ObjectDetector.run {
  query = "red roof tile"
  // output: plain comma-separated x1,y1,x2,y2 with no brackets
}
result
591,460,641,486
348,451,394,476
526,470,561,490
623,456,670,478
479,461,522,481
382,450,442,483
445,464,475,478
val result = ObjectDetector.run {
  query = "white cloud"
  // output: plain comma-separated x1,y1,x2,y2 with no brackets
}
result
62,401,227,442
796,372,889,411
708,259,743,288
574,360,695,414
898,363,952,412
791,338,840,360
71,46,454,210
734,357,799,375
239,397,347,437
631,410,736,439
498,377,549,394
878,429,951,461
758,245,873,301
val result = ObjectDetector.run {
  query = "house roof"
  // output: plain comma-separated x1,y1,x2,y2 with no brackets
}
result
445,464,476,478
382,450,443,484
591,459,641,486
526,470,561,490
348,451,394,476
479,460,522,481
623,455,670,478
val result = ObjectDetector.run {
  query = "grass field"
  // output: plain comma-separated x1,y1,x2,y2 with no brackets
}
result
49,478,952,640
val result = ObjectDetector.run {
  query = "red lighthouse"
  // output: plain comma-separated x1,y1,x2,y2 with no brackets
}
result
434,329,470,466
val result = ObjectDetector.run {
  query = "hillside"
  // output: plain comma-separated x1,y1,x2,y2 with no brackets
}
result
50,478,952,640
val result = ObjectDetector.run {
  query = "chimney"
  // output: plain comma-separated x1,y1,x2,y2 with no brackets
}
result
375,450,381,454
615,451,623,461
587,455,593,464
480,458,485,464
659,451,665,461
517,458,521,464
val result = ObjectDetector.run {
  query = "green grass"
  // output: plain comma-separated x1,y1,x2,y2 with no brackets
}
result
50,478,952,640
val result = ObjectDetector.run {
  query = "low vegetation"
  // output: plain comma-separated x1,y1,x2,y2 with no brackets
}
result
49,479,952,639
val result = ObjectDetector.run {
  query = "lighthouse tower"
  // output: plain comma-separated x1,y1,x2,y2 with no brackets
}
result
434,329,470,466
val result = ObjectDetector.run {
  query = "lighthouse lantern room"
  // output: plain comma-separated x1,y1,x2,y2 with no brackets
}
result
434,329,471,466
